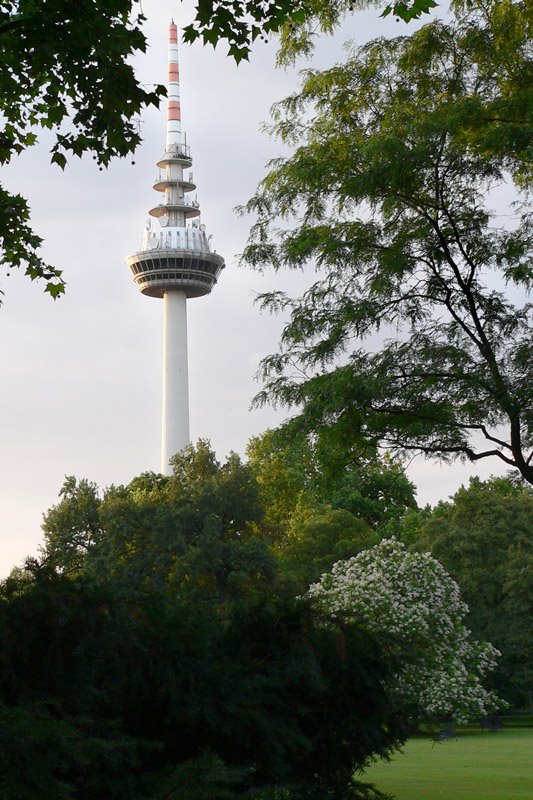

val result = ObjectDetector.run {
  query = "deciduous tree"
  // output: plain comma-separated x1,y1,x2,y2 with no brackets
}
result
407,476,533,709
242,0,533,483
247,429,416,533
41,476,102,574
247,429,416,586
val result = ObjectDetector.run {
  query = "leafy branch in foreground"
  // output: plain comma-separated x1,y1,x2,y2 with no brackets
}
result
0,186,64,298
0,0,164,299
182,0,439,64
241,0,533,483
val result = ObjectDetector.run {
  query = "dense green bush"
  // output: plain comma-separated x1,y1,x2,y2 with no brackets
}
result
0,444,406,799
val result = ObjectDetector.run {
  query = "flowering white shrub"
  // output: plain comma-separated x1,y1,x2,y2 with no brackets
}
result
307,538,502,723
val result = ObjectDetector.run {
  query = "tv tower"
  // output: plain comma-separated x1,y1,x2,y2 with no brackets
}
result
126,22,225,475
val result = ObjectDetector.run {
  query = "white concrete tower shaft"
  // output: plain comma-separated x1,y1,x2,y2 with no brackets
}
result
162,21,189,473
161,288,189,471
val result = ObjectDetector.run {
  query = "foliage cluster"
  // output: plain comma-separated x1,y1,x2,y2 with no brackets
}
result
0,443,407,799
247,428,417,586
248,431,531,710
0,0,164,298
182,0,439,64
2,437,526,795
399,476,533,709
40,439,526,721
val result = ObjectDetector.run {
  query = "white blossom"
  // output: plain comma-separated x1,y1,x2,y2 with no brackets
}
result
307,538,502,723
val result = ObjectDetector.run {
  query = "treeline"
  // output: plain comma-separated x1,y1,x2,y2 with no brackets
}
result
0,437,530,798
1,441,409,800
249,433,532,711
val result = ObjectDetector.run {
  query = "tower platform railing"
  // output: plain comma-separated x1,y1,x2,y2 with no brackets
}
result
159,143,191,160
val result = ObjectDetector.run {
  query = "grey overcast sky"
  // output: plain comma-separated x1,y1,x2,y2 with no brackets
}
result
0,0,509,575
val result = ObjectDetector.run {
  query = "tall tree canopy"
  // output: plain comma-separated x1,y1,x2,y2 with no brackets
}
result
247,429,416,532
247,428,416,586
242,0,533,484
0,569,405,799
405,476,533,709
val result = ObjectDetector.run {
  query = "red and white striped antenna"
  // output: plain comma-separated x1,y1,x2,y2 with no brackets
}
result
167,20,181,148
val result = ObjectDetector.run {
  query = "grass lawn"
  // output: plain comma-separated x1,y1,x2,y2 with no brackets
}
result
364,727,533,799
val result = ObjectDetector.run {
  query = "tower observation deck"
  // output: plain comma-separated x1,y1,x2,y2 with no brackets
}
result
125,22,225,473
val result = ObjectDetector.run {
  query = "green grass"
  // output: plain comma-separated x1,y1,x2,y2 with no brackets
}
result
364,727,533,799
